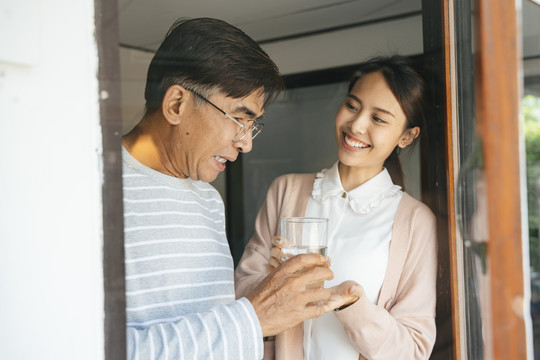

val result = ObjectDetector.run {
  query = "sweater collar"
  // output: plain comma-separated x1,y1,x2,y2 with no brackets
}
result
312,161,402,215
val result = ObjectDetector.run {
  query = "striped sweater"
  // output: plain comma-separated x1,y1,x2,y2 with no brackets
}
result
123,148,263,359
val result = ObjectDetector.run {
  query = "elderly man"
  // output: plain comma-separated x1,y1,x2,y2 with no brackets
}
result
122,17,358,359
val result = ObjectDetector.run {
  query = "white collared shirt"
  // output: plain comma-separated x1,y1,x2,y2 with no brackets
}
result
304,161,403,360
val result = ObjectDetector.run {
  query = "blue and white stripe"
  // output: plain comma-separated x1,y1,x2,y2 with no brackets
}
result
123,148,262,359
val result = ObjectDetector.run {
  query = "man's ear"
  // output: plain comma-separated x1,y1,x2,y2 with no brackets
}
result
162,85,188,125
398,126,420,148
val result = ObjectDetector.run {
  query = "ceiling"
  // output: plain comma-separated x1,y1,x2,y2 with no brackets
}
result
116,0,540,78
117,0,422,52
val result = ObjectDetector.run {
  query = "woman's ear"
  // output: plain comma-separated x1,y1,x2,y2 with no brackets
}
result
398,127,420,148
162,85,187,125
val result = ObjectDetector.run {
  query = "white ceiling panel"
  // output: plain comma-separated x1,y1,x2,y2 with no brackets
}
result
117,0,421,50
239,0,421,43
117,0,540,70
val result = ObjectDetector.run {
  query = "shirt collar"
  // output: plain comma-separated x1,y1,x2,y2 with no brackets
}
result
312,161,402,215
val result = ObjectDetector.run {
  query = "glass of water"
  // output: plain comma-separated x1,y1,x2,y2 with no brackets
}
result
280,217,329,258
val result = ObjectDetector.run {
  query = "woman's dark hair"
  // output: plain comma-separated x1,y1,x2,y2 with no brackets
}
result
348,55,428,188
144,17,284,113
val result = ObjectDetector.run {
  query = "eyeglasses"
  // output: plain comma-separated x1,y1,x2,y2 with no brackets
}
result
187,89,264,143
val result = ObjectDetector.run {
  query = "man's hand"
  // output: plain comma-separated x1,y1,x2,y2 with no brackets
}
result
247,254,359,337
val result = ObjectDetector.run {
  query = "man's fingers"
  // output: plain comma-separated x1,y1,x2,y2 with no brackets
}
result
304,302,329,318
266,256,333,292
278,253,328,274
294,263,334,283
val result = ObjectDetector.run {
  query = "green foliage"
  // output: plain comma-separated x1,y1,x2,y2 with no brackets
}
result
524,94,540,272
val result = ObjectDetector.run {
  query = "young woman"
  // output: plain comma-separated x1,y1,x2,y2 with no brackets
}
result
235,55,437,360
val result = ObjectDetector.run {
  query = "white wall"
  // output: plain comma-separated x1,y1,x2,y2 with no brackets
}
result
0,1,104,359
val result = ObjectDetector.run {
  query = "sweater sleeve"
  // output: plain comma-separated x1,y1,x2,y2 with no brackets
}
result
334,203,438,360
127,297,263,360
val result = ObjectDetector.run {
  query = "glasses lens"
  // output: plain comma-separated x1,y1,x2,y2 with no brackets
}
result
233,122,263,142
251,123,263,140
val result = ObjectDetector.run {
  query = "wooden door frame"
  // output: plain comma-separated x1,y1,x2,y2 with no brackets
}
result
421,0,459,358
95,0,127,358
474,0,529,358
91,0,531,358
442,0,462,357
426,0,531,357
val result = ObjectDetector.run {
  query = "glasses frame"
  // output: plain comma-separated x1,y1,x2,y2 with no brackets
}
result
187,89,263,143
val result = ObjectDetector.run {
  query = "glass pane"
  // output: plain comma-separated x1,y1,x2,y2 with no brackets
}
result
523,0,540,358
526,93,540,359
454,0,492,358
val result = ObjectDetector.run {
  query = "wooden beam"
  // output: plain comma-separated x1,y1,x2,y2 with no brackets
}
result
94,0,127,358
474,0,527,358
441,0,462,357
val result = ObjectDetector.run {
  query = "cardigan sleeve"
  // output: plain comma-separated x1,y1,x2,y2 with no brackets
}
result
235,176,284,299
334,201,438,360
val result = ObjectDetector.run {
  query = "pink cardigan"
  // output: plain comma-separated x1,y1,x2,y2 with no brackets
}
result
235,173,438,360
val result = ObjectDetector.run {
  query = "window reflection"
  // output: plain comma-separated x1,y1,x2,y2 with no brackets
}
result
523,0,540,357
524,93,540,359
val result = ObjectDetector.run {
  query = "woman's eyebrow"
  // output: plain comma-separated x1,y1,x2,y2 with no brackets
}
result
346,94,395,118
374,107,395,118
347,94,361,103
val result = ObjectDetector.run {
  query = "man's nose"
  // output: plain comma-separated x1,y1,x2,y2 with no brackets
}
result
234,131,253,153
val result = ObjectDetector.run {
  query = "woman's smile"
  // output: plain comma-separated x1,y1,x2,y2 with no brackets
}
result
343,133,371,150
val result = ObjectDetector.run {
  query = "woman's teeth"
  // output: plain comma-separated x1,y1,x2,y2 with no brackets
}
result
214,156,227,164
344,135,370,149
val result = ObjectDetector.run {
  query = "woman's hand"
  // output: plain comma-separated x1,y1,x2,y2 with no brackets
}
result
325,280,363,310
269,235,288,270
